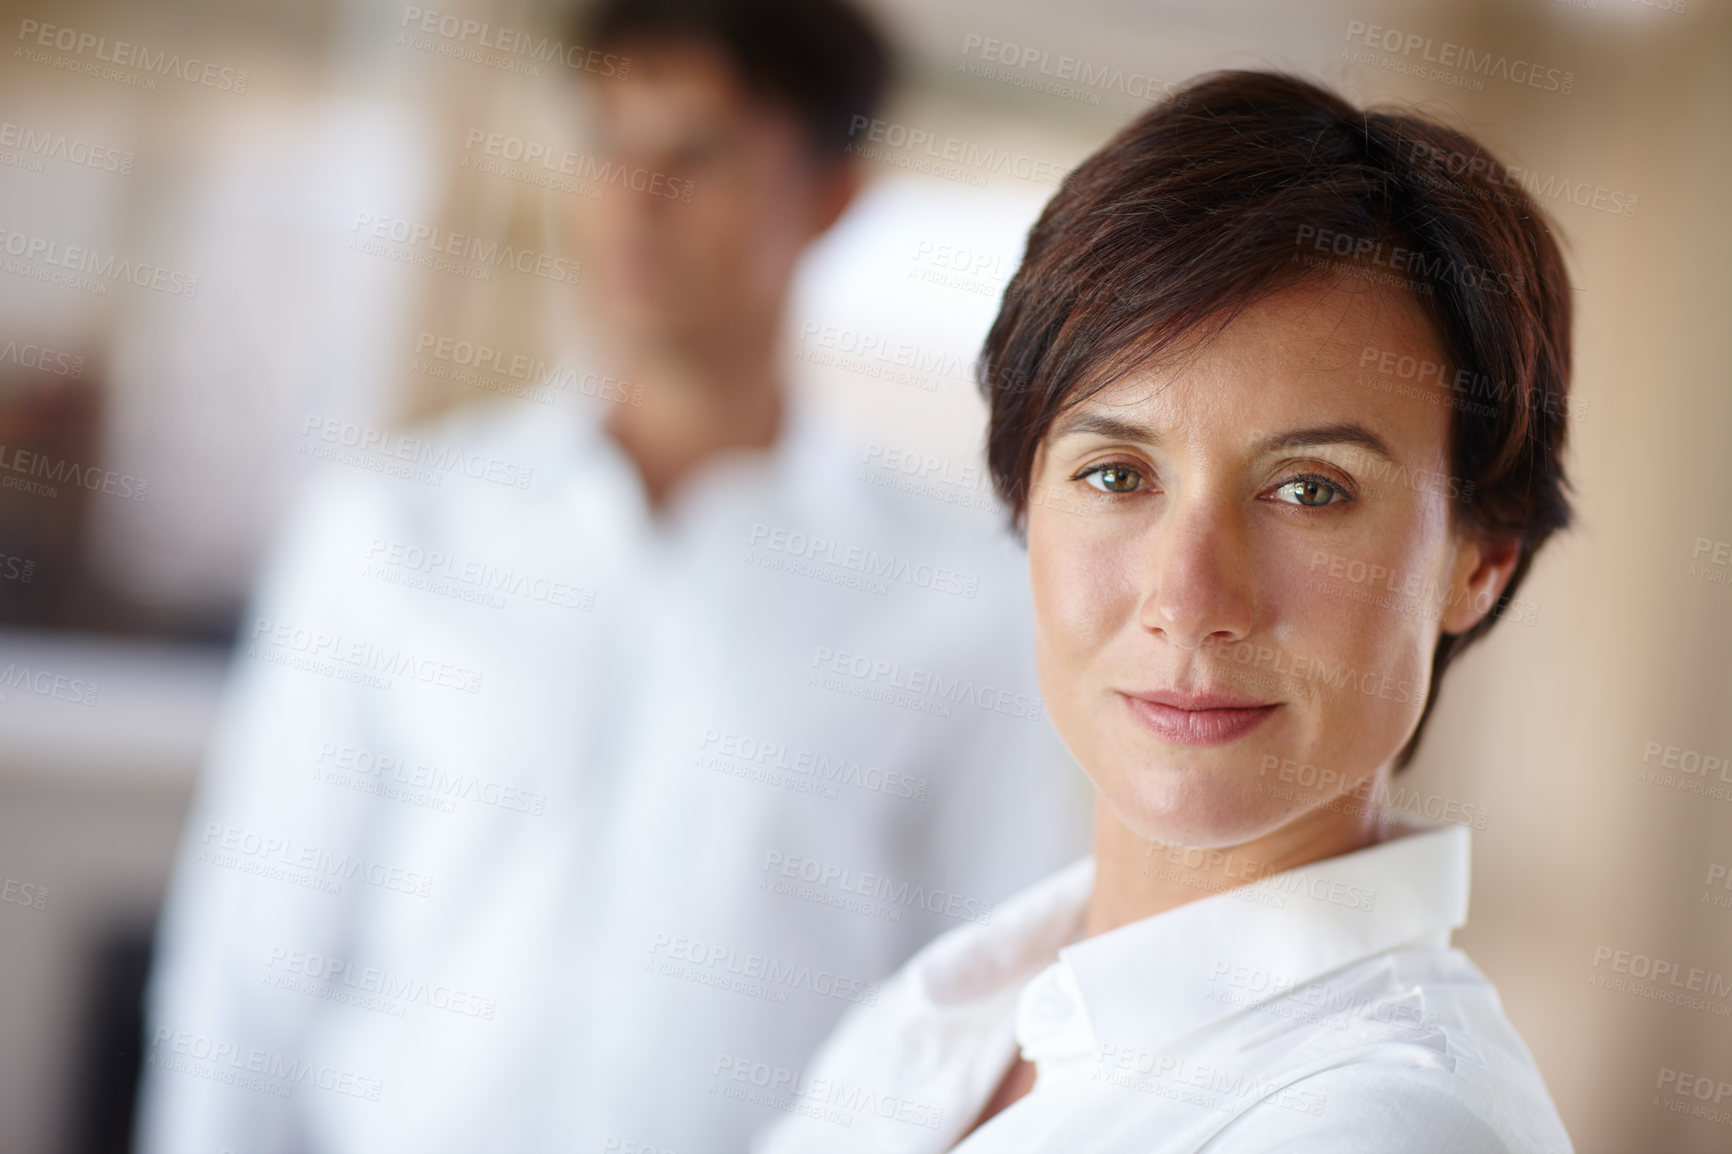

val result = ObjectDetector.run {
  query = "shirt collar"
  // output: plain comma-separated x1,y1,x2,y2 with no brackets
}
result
538,378,841,546
565,378,836,492
1016,822,1470,1064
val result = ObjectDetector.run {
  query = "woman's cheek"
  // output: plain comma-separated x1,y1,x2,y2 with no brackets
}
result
1030,514,1136,667
1256,540,1351,663
1286,552,1438,759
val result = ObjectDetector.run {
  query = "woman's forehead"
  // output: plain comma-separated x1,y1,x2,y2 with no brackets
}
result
1052,281,1446,439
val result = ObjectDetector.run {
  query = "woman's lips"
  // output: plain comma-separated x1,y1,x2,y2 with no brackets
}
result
1120,692,1280,747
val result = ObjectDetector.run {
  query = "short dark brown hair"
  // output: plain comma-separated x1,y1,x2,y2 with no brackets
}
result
575,0,892,159
979,70,1574,770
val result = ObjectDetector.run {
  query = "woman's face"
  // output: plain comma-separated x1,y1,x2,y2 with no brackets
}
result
1026,278,1513,849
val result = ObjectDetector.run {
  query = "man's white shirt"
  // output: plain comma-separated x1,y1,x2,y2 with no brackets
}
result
137,389,1088,1154
755,822,1574,1154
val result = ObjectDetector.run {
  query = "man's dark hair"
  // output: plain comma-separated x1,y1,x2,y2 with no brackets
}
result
978,70,1574,770
574,0,892,159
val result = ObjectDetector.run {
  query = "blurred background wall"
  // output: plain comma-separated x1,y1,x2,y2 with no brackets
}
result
0,0,1727,1150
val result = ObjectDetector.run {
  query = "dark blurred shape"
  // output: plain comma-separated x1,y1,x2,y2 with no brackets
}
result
576,0,893,157
62,921,154,1154
0,369,100,629
0,367,237,642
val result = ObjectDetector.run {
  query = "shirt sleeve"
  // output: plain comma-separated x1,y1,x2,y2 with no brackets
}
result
134,471,395,1154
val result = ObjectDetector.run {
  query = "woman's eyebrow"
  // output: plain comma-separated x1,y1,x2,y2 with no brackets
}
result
1047,412,1160,443
1255,423,1397,464
1048,413,1397,465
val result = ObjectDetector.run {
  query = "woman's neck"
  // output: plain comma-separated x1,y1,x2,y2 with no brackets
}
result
1082,787,1389,939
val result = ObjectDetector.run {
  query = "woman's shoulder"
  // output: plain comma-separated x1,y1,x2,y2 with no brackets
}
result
1199,1055,1573,1154
1201,945,1574,1154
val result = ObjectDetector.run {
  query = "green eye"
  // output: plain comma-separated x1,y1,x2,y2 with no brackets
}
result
1275,476,1348,507
1081,464,1143,493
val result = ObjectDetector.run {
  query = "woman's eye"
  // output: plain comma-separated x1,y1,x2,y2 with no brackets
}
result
1080,464,1144,493
1273,476,1349,507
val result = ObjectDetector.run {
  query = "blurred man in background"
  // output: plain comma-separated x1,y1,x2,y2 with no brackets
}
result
137,0,1085,1150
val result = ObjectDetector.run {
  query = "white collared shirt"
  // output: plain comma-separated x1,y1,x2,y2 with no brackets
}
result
754,823,1574,1153
137,389,1088,1154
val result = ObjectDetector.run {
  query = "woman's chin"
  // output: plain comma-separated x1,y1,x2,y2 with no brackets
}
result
1102,772,1298,850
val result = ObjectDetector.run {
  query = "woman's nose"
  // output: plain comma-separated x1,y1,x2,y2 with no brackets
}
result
1135,497,1256,650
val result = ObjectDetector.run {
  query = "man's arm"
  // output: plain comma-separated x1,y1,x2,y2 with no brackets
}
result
135,472,393,1154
